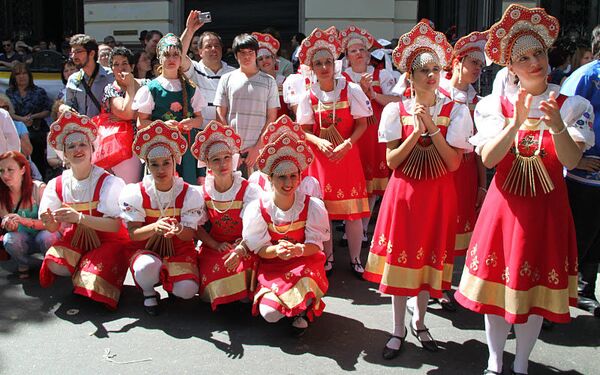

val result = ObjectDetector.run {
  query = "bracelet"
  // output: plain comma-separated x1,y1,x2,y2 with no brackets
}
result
173,223,184,235
428,128,441,137
77,212,84,224
298,244,305,257
549,125,568,135
344,138,353,149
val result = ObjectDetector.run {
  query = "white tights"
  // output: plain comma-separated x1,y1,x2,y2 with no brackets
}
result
132,254,198,304
322,219,363,263
362,195,378,232
485,314,543,374
47,261,71,277
387,291,430,349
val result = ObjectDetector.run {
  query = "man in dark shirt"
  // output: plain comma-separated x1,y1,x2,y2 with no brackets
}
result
0,39,22,69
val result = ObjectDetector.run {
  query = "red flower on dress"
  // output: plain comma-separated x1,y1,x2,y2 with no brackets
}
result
170,102,183,112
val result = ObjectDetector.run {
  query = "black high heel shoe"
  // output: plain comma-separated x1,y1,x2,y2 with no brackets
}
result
350,258,365,279
143,294,160,316
382,327,407,360
410,323,438,352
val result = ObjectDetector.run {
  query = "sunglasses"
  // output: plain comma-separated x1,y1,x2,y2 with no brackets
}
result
2,44,12,47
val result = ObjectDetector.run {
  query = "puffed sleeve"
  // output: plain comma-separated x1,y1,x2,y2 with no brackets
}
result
190,86,207,113
470,95,505,155
242,199,271,253
561,95,595,151
181,185,206,230
446,102,474,151
131,85,155,114
295,91,315,125
98,175,126,218
241,183,263,217
298,176,322,199
378,102,402,142
378,69,397,96
283,74,305,105
347,81,373,119
304,197,330,250
38,177,62,217
118,183,145,223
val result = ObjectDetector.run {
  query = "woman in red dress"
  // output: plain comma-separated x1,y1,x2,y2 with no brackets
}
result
437,31,489,311
39,112,132,310
190,120,261,311
340,26,398,237
119,120,204,315
243,133,329,336
296,28,372,277
363,22,473,358
455,5,595,374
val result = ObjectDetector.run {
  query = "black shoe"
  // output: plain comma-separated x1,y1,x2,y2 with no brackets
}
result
577,295,600,317
291,316,308,337
483,370,502,375
382,327,407,360
541,319,554,330
143,294,160,316
324,255,334,277
350,258,365,280
410,323,438,352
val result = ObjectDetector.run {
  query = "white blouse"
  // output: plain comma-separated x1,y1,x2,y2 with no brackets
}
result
242,191,330,253
343,66,396,96
39,166,124,219
295,76,373,125
378,91,474,151
439,76,479,105
248,171,323,199
118,175,205,229
471,84,595,154
132,76,207,115
199,171,262,226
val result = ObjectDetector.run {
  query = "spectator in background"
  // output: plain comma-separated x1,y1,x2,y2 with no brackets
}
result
14,41,33,65
97,43,112,70
549,37,576,85
262,27,293,77
139,30,148,49
290,32,305,72
103,35,116,49
56,59,78,101
133,51,153,79
189,35,201,61
144,30,163,60
571,40,593,72
0,38,22,69
60,34,114,118
6,62,51,178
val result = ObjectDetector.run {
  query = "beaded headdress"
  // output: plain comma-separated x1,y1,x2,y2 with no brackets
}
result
392,21,452,73
191,121,242,164
48,111,98,152
258,134,313,176
132,120,187,163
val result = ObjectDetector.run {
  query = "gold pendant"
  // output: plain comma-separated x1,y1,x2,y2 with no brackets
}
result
319,125,345,148
502,154,555,196
146,234,175,258
71,224,101,253
402,143,447,180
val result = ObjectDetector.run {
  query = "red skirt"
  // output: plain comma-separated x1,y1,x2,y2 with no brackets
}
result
40,225,133,310
129,242,199,293
455,176,578,324
364,168,457,298
307,145,370,220
198,245,258,310
357,120,390,196
252,252,329,321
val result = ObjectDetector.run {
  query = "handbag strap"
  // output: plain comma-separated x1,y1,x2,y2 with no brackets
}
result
80,64,102,112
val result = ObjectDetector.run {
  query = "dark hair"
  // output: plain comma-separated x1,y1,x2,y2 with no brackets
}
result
8,62,34,90
69,34,99,57
293,32,306,43
109,46,134,66
572,40,592,70
261,27,281,42
198,31,223,49
0,151,34,211
232,33,258,55
145,30,163,42
60,59,76,84
592,25,600,59
548,38,575,69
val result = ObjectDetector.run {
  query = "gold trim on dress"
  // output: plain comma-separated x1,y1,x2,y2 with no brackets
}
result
72,269,120,302
324,197,370,216
268,220,307,234
201,272,248,302
70,201,99,212
167,261,200,278
311,101,349,111
401,116,451,127
459,269,577,315
144,208,183,218
46,245,82,269
255,277,325,309
442,262,454,285
366,253,443,289
205,200,243,211
455,232,472,251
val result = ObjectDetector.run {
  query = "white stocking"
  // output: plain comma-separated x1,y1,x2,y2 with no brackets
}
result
513,315,543,374
387,295,407,350
345,219,363,262
47,261,71,277
172,280,199,299
362,196,378,232
259,303,285,323
485,314,512,373
132,254,162,305
323,221,334,261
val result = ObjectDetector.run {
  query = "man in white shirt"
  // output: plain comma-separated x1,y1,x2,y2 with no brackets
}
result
180,13,235,128
214,33,279,175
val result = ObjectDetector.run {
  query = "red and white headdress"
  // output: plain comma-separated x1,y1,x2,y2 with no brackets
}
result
48,111,98,152
132,120,187,163
340,25,375,51
252,32,280,58
191,121,242,164
261,115,306,146
298,27,342,66
258,134,313,176
392,21,452,73
485,4,559,66
452,31,488,64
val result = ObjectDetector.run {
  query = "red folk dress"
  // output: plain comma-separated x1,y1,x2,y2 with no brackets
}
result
456,88,594,324
364,92,473,297
39,169,132,309
342,67,392,196
251,195,329,321
297,78,371,220
127,181,200,293
198,178,259,310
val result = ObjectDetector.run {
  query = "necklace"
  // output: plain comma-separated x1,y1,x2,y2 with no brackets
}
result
69,168,93,215
210,177,236,214
152,181,175,218
270,201,297,235
317,79,344,147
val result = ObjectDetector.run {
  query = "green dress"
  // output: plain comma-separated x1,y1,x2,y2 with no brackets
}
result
147,79,202,184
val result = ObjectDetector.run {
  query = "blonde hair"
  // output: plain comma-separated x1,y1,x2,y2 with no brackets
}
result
0,93,14,115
